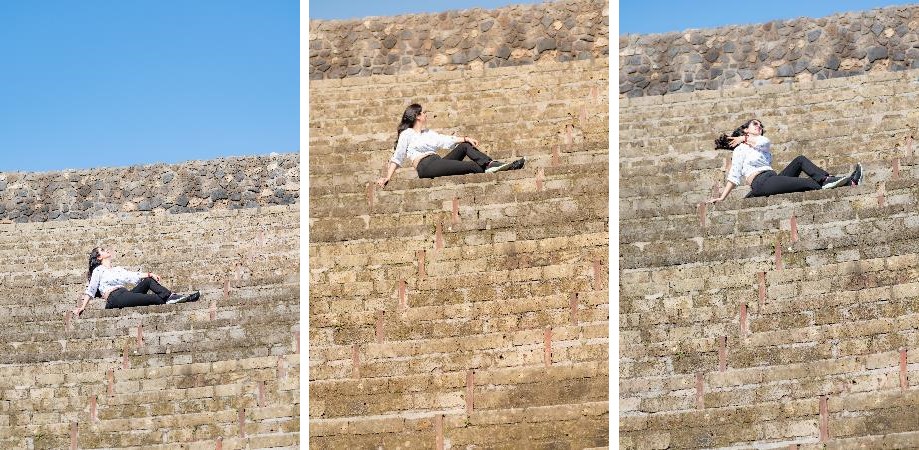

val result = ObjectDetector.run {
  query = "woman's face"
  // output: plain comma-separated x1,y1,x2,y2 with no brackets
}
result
416,108,428,127
744,120,764,136
97,248,113,262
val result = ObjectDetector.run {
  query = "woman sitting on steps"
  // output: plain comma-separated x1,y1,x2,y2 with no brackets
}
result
708,118,862,203
72,247,200,317
376,103,526,188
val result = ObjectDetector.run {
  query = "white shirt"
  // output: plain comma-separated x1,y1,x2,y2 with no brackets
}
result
389,128,458,167
726,135,774,185
84,266,145,297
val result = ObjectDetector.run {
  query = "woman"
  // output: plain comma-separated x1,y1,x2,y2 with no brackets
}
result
72,247,199,317
375,103,526,187
709,119,862,203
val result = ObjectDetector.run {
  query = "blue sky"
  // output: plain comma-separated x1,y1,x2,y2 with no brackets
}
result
620,1,916,35
0,1,298,173
309,0,545,21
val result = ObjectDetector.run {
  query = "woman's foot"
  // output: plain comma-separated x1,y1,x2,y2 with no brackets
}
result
166,291,200,304
485,157,526,173
822,164,862,189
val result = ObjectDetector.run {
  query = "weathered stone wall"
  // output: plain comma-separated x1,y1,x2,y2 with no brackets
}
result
620,4,919,97
309,0,609,79
0,153,299,223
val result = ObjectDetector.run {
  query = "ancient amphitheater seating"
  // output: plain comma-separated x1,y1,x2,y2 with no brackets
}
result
309,58,610,447
0,203,300,449
620,70,919,448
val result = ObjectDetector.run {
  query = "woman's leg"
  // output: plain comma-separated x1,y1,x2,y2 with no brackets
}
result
132,277,172,301
779,155,830,184
752,173,821,197
443,142,492,167
416,155,484,179
105,288,166,309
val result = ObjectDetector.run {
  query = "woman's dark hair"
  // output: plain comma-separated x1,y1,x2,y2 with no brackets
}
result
394,103,423,150
87,247,103,297
87,247,102,282
714,119,766,150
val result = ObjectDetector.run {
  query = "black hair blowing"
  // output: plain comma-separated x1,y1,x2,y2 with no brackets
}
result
87,247,103,297
394,104,423,150
714,119,766,150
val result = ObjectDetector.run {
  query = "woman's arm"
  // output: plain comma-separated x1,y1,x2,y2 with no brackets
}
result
709,181,736,203
376,162,399,188
454,135,479,147
73,294,91,317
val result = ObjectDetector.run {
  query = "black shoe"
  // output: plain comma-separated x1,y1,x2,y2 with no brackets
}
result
186,291,200,302
822,174,851,190
850,163,862,186
484,160,507,173
507,157,526,171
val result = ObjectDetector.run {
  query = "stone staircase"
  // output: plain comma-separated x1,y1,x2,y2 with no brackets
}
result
0,203,300,449
309,57,610,448
620,68,919,449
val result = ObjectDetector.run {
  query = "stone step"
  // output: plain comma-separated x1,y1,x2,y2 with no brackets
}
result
310,359,607,419
311,320,608,375
309,400,608,448
620,388,919,449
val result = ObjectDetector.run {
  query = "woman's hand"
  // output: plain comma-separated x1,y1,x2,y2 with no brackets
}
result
728,135,746,147
465,136,479,147
149,272,161,282
375,177,390,188
707,196,723,204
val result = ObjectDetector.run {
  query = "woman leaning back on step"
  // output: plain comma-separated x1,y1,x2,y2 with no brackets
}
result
708,118,863,203
376,103,526,188
72,246,200,317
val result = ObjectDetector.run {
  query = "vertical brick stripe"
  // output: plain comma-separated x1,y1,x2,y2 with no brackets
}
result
878,181,886,207
900,348,908,390
136,324,144,348
294,331,300,354
277,356,287,380
466,370,475,413
257,381,266,407
417,249,426,279
740,304,748,336
536,167,544,192
719,336,727,372
592,259,602,291
695,372,704,409
70,421,78,450
435,414,445,450
819,396,829,442
790,215,798,242
543,327,552,367
210,300,217,321
366,182,375,211
452,198,460,223
698,202,707,228
375,310,385,344
908,136,915,158
238,408,246,438
435,221,444,250
352,344,360,379
775,240,783,270
89,395,97,422
569,292,579,325
216,437,223,450
122,339,130,369
552,144,561,166
108,368,114,396
893,158,901,180
65,311,72,331
758,272,766,310
399,279,407,308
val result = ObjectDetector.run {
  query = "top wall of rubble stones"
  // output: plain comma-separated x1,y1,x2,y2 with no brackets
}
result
0,153,299,223
620,4,919,98
308,0,609,80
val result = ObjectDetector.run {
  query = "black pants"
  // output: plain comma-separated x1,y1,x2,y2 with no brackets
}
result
416,142,493,179
105,277,172,309
749,155,829,197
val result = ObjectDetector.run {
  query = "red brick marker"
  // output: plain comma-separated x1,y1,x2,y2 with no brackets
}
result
893,158,901,180
238,408,246,438
417,250,426,279
435,221,444,250
901,348,908,390
89,395,97,422
697,202,707,228
878,181,886,207
790,215,798,242
435,414,445,450
543,327,552,367
739,304,748,337
695,372,704,409
465,370,475,413
70,421,78,450
451,198,460,223
819,396,829,442
399,279,407,308
758,272,767,310
552,145,561,167
257,381,266,407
